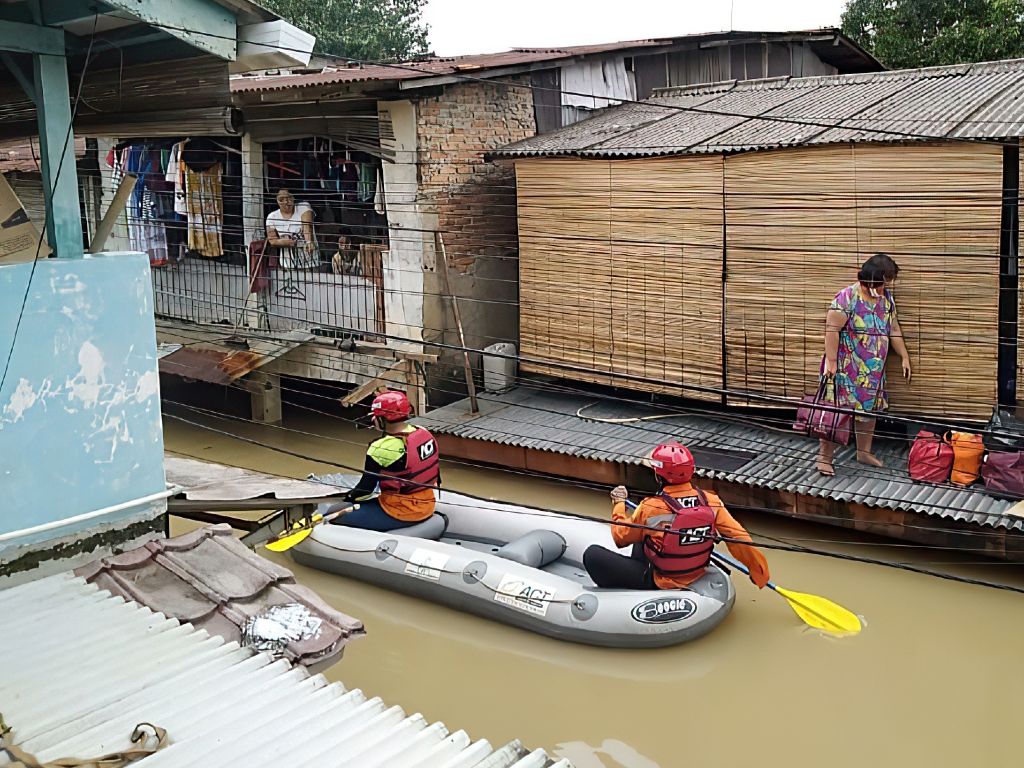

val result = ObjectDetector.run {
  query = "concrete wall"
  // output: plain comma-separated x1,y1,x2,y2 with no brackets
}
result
379,99,430,353
415,78,535,404
0,252,166,581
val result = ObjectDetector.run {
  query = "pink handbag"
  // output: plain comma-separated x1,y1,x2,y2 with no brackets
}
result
794,376,852,445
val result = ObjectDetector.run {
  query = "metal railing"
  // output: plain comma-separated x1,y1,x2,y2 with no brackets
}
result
151,246,384,338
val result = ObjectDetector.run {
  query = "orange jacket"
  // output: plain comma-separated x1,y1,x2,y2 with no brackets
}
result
611,482,770,590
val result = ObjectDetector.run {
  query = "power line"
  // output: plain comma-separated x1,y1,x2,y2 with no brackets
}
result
124,18,1024,152
161,405,1024,594
153,332,1024,516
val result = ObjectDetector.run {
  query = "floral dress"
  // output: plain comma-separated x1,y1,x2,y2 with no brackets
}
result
823,283,896,414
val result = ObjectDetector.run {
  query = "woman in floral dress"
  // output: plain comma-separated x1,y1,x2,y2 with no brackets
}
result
817,253,912,476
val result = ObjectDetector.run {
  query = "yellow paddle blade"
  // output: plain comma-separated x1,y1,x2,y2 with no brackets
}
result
775,586,862,636
264,514,322,553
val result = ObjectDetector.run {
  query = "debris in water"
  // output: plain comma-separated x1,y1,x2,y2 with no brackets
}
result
242,603,322,657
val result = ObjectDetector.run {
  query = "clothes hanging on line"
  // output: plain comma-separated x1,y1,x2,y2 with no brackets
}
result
108,144,168,267
186,163,224,258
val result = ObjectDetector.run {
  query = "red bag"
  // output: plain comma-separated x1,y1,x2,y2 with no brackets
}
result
794,377,852,445
981,451,1024,498
908,430,953,483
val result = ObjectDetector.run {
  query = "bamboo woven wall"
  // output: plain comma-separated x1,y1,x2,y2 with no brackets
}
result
515,142,1003,419
517,156,725,399
724,143,1002,418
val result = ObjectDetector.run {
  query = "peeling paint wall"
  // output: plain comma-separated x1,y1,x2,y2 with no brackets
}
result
0,252,166,553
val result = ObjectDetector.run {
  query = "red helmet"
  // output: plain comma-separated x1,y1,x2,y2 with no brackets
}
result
648,442,695,484
371,390,412,422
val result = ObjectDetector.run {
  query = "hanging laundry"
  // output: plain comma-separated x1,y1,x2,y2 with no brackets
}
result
165,142,188,217
357,163,376,202
109,144,168,267
186,163,224,259
374,166,386,216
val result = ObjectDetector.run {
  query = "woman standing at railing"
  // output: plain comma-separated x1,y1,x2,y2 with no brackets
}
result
266,188,318,270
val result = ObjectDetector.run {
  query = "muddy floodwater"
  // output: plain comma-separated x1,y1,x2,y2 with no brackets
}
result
165,406,1024,768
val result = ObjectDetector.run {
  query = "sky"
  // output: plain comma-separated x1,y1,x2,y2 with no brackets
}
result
423,0,850,57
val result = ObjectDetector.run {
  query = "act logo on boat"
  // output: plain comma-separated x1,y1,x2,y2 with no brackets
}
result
630,596,697,624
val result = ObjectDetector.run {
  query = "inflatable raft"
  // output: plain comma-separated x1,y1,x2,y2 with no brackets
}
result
292,477,735,648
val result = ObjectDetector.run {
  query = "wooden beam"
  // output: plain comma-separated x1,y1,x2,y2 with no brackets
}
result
33,48,82,258
0,51,35,102
0,19,65,55
339,358,409,406
435,232,479,413
247,371,282,425
40,0,114,26
101,0,236,60
88,172,135,252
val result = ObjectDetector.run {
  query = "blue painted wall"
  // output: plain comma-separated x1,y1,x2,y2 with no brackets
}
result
0,253,165,547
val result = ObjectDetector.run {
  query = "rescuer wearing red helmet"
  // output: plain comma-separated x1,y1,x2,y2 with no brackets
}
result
583,441,770,590
334,390,441,531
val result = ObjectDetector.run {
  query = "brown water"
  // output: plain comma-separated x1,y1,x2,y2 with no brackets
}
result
165,407,1024,768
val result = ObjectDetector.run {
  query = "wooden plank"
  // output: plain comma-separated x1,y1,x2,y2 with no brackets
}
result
0,19,65,55
33,49,81,259
339,358,409,405
101,0,237,61
435,232,479,413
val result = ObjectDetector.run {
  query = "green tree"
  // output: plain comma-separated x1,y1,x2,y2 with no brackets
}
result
263,0,430,62
841,0,1024,68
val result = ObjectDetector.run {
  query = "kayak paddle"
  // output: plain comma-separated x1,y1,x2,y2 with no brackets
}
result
712,549,862,635
264,503,357,552
623,499,861,636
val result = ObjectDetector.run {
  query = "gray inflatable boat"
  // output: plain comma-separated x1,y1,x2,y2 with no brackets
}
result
292,475,735,648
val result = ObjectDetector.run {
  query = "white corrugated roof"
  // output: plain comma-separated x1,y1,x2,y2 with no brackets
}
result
0,573,570,768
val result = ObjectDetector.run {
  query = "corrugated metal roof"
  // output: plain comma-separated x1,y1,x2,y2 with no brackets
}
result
493,58,1024,158
74,524,363,672
0,573,571,767
231,28,880,94
165,456,346,501
417,387,1024,532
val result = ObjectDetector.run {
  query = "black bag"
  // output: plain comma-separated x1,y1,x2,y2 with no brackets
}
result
986,408,1024,451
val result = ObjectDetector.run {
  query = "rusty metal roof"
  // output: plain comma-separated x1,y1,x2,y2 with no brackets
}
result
157,330,312,385
231,28,880,94
492,58,1024,158
75,524,364,673
0,572,572,767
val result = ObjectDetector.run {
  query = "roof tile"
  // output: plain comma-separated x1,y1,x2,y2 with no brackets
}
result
75,524,364,672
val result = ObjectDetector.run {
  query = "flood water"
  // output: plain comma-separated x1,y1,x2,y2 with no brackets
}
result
164,404,1024,768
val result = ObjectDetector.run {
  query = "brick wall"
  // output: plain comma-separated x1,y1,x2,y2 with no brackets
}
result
415,78,536,404
416,77,535,274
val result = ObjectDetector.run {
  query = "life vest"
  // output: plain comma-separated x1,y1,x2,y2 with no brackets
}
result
642,490,717,576
377,426,440,494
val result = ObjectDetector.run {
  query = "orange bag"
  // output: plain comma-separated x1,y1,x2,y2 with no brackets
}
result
950,432,985,486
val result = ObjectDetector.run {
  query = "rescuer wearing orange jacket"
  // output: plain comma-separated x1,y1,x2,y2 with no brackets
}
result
583,441,771,591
